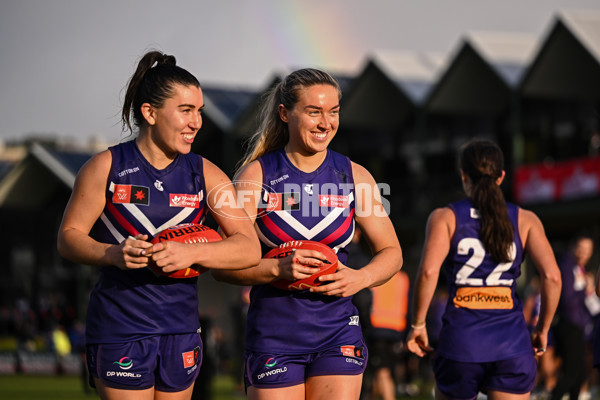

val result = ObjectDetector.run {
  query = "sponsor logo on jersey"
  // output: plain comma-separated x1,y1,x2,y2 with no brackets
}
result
113,185,149,205
340,345,364,359
270,174,289,186
264,358,277,367
265,192,300,211
117,166,140,178
319,194,349,208
154,180,164,191
170,193,200,208
453,286,513,309
304,184,314,195
348,316,360,326
470,208,480,219
113,356,133,370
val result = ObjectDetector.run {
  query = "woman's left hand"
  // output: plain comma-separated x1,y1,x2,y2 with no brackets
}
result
406,327,434,357
309,263,366,297
148,241,198,274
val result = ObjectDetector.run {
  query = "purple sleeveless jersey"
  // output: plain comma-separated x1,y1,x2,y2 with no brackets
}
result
245,148,363,354
437,198,532,362
86,140,207,344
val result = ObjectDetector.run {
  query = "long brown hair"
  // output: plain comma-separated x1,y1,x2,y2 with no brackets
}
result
121,51,200,133
236,68,341,175
460,139,513,263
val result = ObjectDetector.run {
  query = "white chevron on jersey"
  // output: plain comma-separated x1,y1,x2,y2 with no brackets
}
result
100,213,126,243
257,225,346,257
108,182,202,236
331,222,355,253
270,192,354,240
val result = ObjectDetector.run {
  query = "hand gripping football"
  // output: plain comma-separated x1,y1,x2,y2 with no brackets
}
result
265,240,338,290
149,223,221,278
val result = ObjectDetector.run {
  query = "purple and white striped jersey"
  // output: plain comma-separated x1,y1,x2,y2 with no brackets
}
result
437,198,532,362
86,140,207,344
245,149,363,353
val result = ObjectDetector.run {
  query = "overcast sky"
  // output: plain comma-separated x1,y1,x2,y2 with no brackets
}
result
1,0,598,146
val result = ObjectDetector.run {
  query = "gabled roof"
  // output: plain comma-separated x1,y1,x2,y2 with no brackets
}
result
201,85,258,132
0,162,13,183
466,31,538,87
370,49,447,104
520,9,600,100
0,143,92,208
426,31,536,115
338,50,446,131
560,9,600,62
339,60,415,130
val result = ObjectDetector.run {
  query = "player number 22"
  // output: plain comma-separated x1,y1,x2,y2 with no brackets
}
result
455,238,516,286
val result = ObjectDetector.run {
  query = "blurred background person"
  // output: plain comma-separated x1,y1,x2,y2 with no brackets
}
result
552,235,594,400
367,270,411,400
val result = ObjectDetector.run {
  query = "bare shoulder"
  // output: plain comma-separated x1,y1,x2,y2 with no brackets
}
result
518,207,545,241
234,160,262,183
518,207,543,229
350,161,375,184
429,206,454,225
427,206,455,237
202,157,225,175
77,149,112,179
201,157,231,185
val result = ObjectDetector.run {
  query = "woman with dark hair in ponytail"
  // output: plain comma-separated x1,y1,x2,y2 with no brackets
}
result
57,50,260,399
406,138,562,400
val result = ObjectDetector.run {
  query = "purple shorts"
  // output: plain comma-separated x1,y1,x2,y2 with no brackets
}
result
244,340,368,389
87,333,202,392
433,353,537,400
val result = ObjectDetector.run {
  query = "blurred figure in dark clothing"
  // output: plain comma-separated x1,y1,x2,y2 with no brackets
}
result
552,235,594,400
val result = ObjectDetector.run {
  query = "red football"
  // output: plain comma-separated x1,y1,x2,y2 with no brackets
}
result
149,223,221,278
265,240,338,290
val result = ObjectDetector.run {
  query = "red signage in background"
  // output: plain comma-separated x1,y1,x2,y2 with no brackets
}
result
514,156,600,205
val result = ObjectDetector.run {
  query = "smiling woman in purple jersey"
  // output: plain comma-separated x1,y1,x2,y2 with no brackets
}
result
212,68,403,400
57,50,260,400
406,138,562,400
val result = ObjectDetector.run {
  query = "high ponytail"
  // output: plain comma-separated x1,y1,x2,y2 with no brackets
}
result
460,139,514,263
121,50,200,134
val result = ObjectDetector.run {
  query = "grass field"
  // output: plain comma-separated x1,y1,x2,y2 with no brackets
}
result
0,374,243,400
0,373,434,399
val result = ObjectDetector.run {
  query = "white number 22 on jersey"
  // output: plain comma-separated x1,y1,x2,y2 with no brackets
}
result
455,238,516,286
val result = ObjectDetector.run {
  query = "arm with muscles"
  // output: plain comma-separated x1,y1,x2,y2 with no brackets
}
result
57,150,153,269
406,207,454,357
519,209,562,356
310,162,403,297
149,159,261,274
